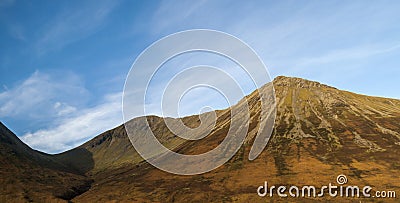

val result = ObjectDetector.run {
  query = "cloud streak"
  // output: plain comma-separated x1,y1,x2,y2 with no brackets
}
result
20,92,122,154
0,71,123,154
0,70,88,120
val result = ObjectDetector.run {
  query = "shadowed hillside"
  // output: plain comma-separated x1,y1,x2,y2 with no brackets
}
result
0,122,94,202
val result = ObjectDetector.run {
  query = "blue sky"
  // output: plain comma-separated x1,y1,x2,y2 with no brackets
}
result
1,0,400,153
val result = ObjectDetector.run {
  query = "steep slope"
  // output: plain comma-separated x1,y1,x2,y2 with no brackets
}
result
69,76,400,202
0,122,92,202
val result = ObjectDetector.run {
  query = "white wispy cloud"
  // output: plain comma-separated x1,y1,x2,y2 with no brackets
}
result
0,71,123,154
0,70,88,119
54,102,77,116
20,92,122,154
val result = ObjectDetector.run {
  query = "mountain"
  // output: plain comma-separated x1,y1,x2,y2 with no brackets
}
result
0,122,93,202
1,76,399,202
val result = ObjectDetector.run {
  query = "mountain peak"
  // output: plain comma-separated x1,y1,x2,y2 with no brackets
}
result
273,75,336,89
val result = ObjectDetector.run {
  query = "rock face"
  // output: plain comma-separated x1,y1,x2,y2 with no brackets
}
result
1,76,400,202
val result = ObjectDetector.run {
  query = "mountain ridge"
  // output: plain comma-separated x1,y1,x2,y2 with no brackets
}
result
1,76,400,202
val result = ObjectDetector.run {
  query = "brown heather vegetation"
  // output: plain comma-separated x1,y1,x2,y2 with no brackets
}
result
1,76,399,202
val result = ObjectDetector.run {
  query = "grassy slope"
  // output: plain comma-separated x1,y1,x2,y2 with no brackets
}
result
1,76,399,202
71,76,400,202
